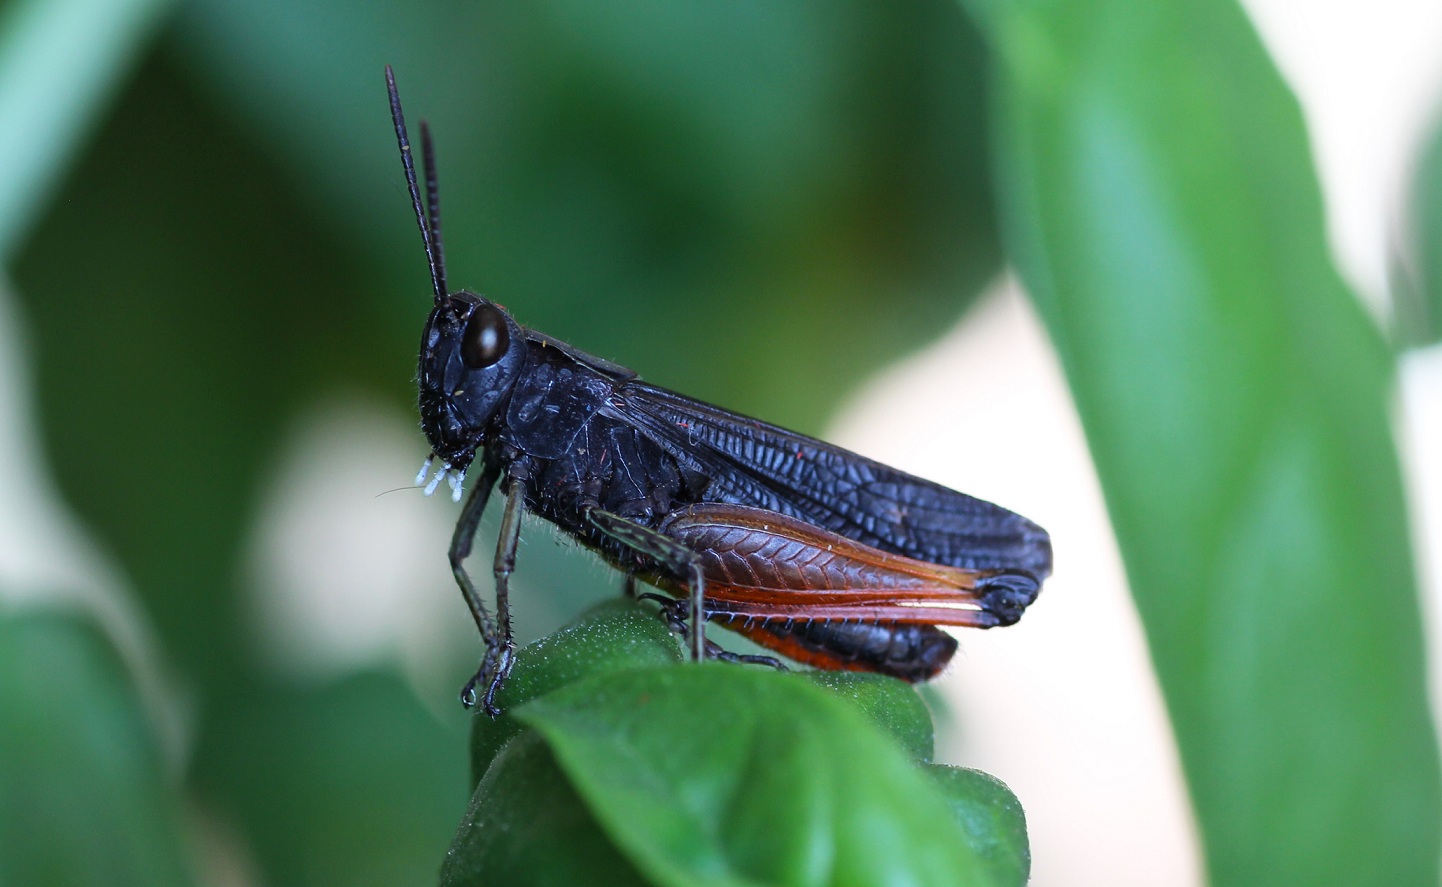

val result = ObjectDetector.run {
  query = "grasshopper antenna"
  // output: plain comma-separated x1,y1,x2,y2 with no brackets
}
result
420,120,447,298
385,65,447,305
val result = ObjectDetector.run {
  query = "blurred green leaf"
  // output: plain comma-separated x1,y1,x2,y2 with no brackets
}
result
12,47,473,887
11,4,1008,885
194,671,469,887
0,606,195,887
171,0,1001,430
0,0,175,259
516,666,998,887
1400,114,1442,347
12,50,393,688
966,0,1440,884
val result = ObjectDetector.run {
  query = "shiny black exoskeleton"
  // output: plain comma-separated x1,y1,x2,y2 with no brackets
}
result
387,68,1051,713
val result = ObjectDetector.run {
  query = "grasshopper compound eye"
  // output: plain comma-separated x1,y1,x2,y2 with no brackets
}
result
461,303,510,369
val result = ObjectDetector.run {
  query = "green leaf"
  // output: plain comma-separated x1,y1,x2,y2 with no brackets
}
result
443,731,650,887
11,53,381,692
516,665,998,887
1401,113,1442,347
458,602,978,885
194,671,471,887
13,50,472,887
470,600,936,783
0,0,175,258
0,607,195,887
802,670,935,761
921,765,1028,887
471,598,685,785
966,1,1441,884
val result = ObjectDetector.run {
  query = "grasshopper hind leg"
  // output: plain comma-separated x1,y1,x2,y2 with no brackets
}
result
586,508,708,662
634,591,789,673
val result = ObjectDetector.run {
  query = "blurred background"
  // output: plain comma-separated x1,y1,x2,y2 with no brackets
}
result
1,1,1441,885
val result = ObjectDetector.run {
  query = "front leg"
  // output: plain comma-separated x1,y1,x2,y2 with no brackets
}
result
461,469,529,715
586,508,706,662
449,452,501,647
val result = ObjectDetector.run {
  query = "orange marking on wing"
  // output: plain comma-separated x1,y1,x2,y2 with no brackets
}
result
660,503,999,620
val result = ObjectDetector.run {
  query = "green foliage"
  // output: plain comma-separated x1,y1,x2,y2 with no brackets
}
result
965,0,1440,883
800,670,937,762
0,0,173,258
447,601,1028,887
469,598,686,785
4,2,1013,885
1,0,1438,884
920,766,1029,887
0,608,195,887
519,669,985,887
1400,116,1442,346
446,731,651,887
194,671,469,887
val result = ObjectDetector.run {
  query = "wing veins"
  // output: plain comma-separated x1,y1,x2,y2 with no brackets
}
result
608,383,1051,575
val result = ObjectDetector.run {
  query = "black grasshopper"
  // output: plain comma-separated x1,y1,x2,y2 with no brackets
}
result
386,68,1051,714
